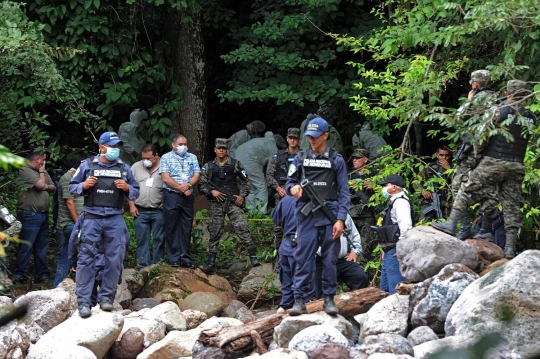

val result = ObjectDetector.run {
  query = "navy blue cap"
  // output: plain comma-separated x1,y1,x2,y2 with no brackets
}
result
378,174,405,188
304,117,329,138
98,132,123,146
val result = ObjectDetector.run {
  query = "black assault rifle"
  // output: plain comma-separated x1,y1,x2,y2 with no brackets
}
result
300,179,356,249
208,180,240,212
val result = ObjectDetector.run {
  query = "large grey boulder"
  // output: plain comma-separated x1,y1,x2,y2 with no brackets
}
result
237,263,281,305
122,269,145,297
14,288,70,332
27,311,124,359
181,309,207,329
243,348,308,359
222,300,256,324
119,315,166,348
0,319,30,359
445,250,540,358
56,278,78,314
274,311,353,348
409,263,478,333
360,295,409,339
359,334,413,356
115,279,133,309
142,301,187,331
397,226,478,281
406,326,438,347
136,330,198,359
180,292,224,317
289,325,349,359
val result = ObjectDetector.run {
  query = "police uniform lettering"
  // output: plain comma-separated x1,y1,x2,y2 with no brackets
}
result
93,170,122,178
303,159,332,168
85,161,125,209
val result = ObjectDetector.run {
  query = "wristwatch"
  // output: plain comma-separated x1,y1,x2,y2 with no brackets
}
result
188,184,193,191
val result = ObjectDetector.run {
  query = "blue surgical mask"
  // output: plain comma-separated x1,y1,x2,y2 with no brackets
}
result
105,147,120,161
174,145,188,156
382,186,391,199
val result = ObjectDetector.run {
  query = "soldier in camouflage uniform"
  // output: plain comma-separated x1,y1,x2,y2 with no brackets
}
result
348,148,377,265
415,146,453,221
0,205,22,296
199,138,260,274
433,80,536,258
434,70,498,240
266,128,301,249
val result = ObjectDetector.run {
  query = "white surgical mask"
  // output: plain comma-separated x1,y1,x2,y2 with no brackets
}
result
174,145,188,156
382,186,391,199
143,159,153,168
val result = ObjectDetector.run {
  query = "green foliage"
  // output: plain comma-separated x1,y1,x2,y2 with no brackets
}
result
218,0,382,112
339,0,540,234
0,1,101,158
0,146,25,171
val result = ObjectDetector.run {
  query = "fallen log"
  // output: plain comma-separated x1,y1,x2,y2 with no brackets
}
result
199,287,388,354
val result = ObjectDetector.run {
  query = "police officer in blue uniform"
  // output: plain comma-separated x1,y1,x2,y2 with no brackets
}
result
69,132,139,318
286,117,350,316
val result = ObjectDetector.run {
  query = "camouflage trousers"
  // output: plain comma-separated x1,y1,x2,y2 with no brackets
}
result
207,200,255,255
451,157,476,198
453,156,525,236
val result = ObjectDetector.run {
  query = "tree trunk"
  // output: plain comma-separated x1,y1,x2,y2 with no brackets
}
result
168,8,208,163
198,287,389,354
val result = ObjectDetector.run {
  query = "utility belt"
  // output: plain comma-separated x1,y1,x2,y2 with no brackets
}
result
136,206,161,211
83,213,120,219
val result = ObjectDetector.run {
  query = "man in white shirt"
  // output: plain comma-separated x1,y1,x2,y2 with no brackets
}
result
375,174,413,294
314,214,369,298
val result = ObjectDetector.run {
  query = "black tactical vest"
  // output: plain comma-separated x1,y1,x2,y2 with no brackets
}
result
208,160,240,196
274,150,296,185
84,160,125,209
299,149,338,201
483,105,535,163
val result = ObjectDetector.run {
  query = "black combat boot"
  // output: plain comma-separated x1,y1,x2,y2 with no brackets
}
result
248,249,261,267
288,298,307,316
473,216,494,242
455,210,473,240
199,254,216,275
78,303,91,318
323,295,339,315
504,233,517,259
431,209,466,236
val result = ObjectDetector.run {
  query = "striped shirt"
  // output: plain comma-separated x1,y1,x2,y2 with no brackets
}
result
159,151,200,191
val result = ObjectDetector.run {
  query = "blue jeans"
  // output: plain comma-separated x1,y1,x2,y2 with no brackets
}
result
14,210,50,280
53,223,74,287
380,247,406,294
134,209,165,269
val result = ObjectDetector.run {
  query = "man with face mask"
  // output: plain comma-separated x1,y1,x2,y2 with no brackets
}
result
68,132,139,317
12,150,55,284
159,134,201,268
128,144,164,269
374,175,413,294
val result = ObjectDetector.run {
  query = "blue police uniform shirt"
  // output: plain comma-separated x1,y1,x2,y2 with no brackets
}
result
285,146,350,221
69,156,140,216
159,150,201,191
271,195,297,257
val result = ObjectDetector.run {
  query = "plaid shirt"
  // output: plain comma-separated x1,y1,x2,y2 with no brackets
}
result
159,151,200,191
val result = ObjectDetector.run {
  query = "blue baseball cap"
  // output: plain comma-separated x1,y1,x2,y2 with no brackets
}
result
304,117,329,138
98,132,123,146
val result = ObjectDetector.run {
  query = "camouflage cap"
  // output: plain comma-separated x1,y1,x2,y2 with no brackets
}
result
507,80,528,95
215,138,228,148
287,128,301,138
469,70,491,85
352,148,370,159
